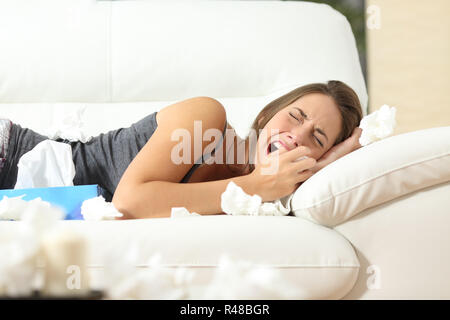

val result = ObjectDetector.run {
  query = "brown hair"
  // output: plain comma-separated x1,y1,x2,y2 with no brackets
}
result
230,80,363,174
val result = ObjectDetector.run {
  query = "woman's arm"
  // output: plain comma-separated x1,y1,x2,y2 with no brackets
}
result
114,174,257,219
112,96,248,219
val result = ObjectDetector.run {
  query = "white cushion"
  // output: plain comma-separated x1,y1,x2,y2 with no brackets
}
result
37,216,359,299
0,0,367,114
291,126,450,227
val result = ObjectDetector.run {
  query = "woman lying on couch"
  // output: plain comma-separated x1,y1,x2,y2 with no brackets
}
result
0,80,363,219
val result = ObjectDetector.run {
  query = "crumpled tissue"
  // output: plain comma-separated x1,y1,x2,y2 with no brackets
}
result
221,181,292,216
99,242,305,299
0,195,64,225
359,104,397,146
202,254,308,299
0,226,41,297
81,196,123,221
171,207,201,218
0,195,29,221
101,243,194,300
3,187,124,223
45,106,93,143
170,181,292,217
0,196,94,297
0,197,65,296
14,140,75,189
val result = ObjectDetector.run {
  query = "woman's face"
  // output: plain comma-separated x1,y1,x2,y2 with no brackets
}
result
256,93,342,164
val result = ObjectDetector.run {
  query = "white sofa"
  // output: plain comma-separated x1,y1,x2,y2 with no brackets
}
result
1,0,449,299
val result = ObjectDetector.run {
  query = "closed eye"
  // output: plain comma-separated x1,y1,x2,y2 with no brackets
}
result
289,112,300,122
315,136,324,147
289,112,324,147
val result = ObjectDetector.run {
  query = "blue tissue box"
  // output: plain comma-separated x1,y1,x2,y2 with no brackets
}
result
0,185,101,220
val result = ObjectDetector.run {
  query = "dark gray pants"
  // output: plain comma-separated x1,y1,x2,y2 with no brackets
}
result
0,112,158,202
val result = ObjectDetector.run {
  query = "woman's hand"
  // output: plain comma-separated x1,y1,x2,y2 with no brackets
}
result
249,145,317,202
311,127,363,174
248,127,362,201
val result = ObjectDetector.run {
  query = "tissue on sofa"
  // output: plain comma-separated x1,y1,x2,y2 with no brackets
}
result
171,207,201,218
14,140,75,189
359,104,397,146
5,138,101,220
81,196,123,221
45,106,93,143
221,181,292,216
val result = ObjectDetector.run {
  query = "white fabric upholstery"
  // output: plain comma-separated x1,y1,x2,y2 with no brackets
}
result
292,126,450,227
0,0,367,139
46,216,358,299
337,181,450,299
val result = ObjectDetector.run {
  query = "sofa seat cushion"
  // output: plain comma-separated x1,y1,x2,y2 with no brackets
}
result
48,215,360,299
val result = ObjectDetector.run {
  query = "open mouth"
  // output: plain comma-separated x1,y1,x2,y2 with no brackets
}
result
266,141,281,155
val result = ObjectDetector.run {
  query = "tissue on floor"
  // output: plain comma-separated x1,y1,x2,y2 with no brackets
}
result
0,198,93,297
101,244,193,300
0,225,41,296
221,181,292,216
359,104,397,146
202,254,308,299
40,227,90,296
14,140,75,189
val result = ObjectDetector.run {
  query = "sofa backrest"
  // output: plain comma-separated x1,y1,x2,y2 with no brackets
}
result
0,0,367,138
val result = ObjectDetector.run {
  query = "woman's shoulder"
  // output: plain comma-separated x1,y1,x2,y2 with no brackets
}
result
156,96,226,131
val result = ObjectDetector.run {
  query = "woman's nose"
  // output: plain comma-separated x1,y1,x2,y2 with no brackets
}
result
289,121,314,146
286,134,299,147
